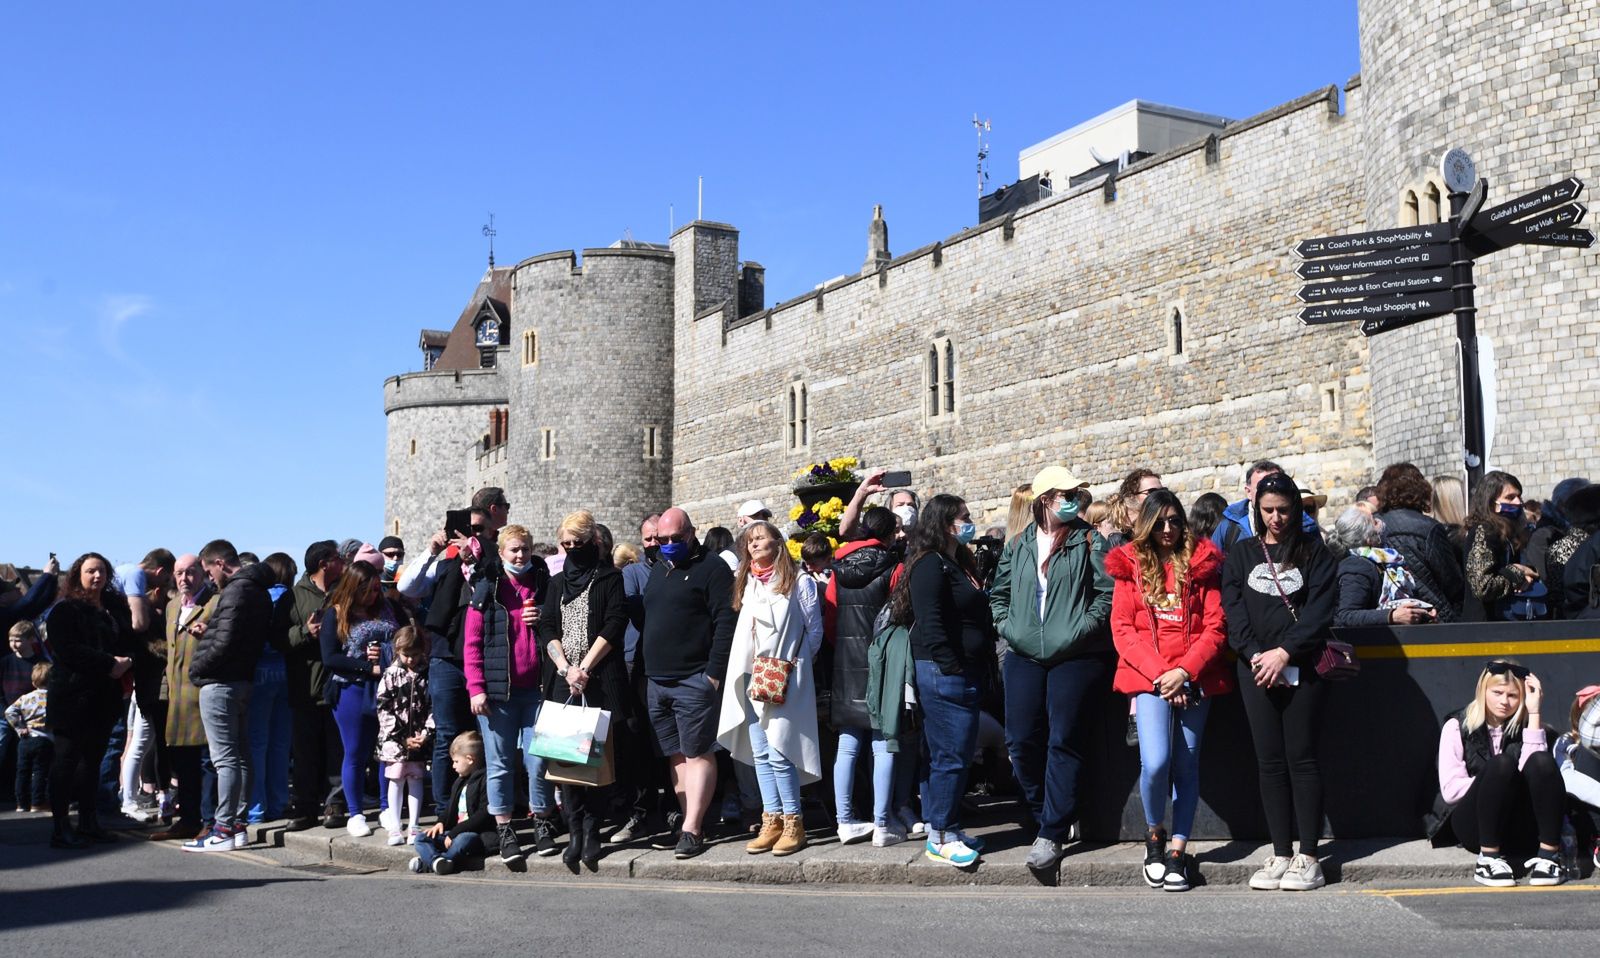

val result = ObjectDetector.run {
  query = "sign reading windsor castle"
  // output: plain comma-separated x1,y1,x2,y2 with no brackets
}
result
384,0,1599,545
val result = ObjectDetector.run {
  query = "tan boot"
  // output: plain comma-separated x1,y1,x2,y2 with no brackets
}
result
746,812,783,854
771,814,807,856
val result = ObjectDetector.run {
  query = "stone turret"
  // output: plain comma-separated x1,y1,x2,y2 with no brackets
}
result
862,204,891,274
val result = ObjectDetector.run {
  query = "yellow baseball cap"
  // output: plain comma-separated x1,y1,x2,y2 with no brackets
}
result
1031,465,1088,497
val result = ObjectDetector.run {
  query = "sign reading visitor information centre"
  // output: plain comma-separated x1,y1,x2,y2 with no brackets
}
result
1290,149,1592,483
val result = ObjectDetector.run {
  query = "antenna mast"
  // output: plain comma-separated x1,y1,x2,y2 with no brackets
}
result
482,213,497,267
973,115,991,197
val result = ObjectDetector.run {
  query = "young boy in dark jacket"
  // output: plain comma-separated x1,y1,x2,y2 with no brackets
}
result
410,730,495,875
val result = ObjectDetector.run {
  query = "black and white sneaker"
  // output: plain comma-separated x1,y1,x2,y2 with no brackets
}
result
674,830,706,859
1473,855,1515,887
1525,855,1566,887
531,817,559,857
1162,850,1191,892
651,811,685,850
1143,828,1167,888
499,823,526,866
610,810,650,845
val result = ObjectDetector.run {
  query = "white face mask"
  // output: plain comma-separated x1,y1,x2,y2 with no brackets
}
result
893,505,917,529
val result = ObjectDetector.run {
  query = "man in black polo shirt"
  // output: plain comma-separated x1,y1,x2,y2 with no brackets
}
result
639,507,736,859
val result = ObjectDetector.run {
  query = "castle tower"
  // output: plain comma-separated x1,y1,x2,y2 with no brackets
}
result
1359,0,1600,489
505,246,675,540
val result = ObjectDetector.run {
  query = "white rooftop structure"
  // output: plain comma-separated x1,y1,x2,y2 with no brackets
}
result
1019,100,1231,185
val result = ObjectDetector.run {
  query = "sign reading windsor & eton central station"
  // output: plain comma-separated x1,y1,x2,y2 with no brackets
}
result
1290,147,1593,484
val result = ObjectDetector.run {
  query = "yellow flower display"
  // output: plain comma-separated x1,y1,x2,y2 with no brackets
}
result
786,539,804,561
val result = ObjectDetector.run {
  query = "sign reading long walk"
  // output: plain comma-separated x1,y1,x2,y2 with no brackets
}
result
1296,267,1451,304
1469,177,1583,233
1463,201,1588,256
1299,289,1454,326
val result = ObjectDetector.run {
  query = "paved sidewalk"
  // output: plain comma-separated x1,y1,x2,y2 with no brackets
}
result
259,817,1495,888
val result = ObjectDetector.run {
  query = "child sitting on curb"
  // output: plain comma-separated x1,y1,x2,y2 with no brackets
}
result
409,731,494,876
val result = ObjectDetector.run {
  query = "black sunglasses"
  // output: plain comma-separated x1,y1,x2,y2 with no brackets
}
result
1484,660,1530,679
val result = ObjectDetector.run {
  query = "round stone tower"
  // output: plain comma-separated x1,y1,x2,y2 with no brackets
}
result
1359,0,1600,490
506,246,676,541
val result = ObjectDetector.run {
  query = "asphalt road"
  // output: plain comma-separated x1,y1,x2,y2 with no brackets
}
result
0,813,1592,957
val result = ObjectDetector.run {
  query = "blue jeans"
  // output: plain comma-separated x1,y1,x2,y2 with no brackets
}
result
199,681,253,830
0,722,17,805
913,659,981,836
247,659,291,821
97,707,128,810
476,685,552,817
1002,652,1111,842
414,830,484,870
429,657,471,809
744,708,801,816
834,728,915,827
1133,692,1213,842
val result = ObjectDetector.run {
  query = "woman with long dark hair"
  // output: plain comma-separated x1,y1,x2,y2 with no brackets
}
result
1220,473,1338,892
538,510,630,870
1107,490,1231,891
319,559,407,839
1463,471,1541,621
45,552,134,848
989,465,1114,874
890,493,995,868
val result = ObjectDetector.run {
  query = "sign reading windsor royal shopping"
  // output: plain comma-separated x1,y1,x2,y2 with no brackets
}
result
1292,169,1592,337
1290,148,1595,486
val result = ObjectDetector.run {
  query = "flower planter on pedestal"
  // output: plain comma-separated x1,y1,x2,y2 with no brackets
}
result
793,481,860,512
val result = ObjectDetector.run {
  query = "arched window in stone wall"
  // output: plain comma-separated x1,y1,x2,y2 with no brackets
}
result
927,337,957,421
1400,188,1420,227
1168,306,1185,356
522,330,539,366
786,382,809,452
1424,181,1443,224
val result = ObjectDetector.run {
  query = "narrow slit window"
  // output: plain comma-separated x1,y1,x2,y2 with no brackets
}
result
927,347,940,417
942,341,955,414
644,425,661,460
1170,307,1185,356
541,428,555,461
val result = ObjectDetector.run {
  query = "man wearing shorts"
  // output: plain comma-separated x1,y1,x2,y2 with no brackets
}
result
639,507,737,859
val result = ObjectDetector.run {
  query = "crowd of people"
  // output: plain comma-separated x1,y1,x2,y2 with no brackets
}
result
4,461,1600,891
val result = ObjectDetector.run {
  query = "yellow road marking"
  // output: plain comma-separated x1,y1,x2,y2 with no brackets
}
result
1365,884,1600,898
1357,638,1600,659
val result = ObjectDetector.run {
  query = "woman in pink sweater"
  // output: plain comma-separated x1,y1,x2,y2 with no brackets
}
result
1430,660,1565,887
463,523,552,866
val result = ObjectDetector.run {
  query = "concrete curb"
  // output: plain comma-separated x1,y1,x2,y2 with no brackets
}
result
265,821,1497,888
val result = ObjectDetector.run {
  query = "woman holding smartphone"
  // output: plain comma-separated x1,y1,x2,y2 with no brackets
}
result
1463,471,1541,621
1220,473,1338,892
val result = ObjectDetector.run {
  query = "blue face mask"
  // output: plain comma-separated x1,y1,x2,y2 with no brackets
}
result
1054,497,1080,522
658,540,690,564
383,559,401,576
1497,502,1523,518
503,561,532,577
954,522,977,544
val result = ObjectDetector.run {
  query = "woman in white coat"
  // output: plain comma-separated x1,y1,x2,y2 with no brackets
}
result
717,520,824,856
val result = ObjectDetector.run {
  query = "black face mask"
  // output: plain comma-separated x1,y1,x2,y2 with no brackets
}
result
643,544,660,564
566,542,600,568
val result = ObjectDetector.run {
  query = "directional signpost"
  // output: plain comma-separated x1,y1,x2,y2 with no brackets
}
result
1290,149,1591,485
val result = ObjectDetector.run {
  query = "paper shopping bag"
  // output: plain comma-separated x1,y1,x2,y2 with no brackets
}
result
527,698,611,765
544,735,616,787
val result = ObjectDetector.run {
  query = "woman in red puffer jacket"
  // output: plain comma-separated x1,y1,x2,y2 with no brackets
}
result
1105,490,1232,893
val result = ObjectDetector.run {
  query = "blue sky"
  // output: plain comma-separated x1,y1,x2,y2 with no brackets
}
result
0,1,1358,567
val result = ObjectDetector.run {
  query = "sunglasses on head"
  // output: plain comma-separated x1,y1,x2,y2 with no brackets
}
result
1484,660,1530,680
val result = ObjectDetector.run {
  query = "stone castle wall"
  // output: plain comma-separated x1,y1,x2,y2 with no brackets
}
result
384,368,506,547
670,86,1374,530
506,248,676,541
1360,0,1600,490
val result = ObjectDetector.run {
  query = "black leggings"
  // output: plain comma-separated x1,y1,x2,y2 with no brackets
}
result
1236,660,1329,857
1451,750,1564,853
49,720,115,832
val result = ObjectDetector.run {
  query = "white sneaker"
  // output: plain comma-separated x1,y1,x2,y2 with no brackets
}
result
872,824,907,847
407,828,421,846
233,827,250,849
378,806,399,834
1249,855,1292,890
346,814,372,838
836,821,874,845
1474,855,1515,887
1279,854,1325,891
386,829,406,847
407,857,423,873
121,799,156,822
1525,855,1566,887
181,828,236,853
